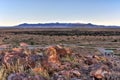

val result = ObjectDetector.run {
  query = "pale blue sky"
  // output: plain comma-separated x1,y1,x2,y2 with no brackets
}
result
0,0,120,26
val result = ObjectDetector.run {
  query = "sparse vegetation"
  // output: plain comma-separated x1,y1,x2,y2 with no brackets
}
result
0,28,119,80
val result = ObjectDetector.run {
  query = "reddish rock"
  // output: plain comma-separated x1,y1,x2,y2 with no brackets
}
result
55,45,72,57
46,46,60,64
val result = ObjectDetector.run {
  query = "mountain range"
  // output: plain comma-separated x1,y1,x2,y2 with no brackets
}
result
1,23,120,28
15,23,120,28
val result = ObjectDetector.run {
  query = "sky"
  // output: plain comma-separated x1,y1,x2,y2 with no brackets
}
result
0,0,120,26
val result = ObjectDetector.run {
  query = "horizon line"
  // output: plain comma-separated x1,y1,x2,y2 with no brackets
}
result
0,22,120,27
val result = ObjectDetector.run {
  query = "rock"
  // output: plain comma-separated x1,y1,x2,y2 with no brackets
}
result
55,45,72,57
93,69,103,79
93,55,100,60
32,67,44,74
90,65,111,79
71,70,81,77
46,46,60,64
52,73,66,80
